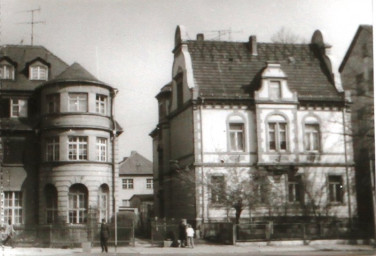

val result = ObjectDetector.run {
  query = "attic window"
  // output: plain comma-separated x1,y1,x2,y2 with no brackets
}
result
30,64,48,80
0,63,15,80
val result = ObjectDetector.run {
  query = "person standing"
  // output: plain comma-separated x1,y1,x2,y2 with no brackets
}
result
178,219,187,247
100,219,110,253
2,220,15,247
186,224,195,248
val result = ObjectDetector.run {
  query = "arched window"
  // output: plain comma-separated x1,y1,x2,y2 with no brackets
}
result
304,117,321,152
45,184,58,224
68,184,88,224
228,115,245,152
267,115,287,151
98,184,109,222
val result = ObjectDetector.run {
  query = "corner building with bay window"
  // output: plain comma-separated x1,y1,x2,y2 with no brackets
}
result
0,45,122,238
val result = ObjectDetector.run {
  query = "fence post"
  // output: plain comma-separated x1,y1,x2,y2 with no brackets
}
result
232,224,236,245
302,223,307,245
132,220,135,247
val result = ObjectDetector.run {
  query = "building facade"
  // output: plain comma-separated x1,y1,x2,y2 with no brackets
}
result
118,151,153,210
151,26,357,228
0,45,122,234
339,25,374,235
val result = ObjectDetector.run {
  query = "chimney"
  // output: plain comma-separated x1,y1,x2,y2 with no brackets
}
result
197,33,204,41
249,35,257,56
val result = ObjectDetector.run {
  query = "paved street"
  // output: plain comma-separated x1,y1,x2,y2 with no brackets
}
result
1,239,375,256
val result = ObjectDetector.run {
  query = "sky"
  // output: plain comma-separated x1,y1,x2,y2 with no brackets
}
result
0,0,373,161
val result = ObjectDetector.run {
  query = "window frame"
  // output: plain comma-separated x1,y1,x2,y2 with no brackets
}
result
210,175,225,204
46,94,60,113
0,63,15,80
122,179,134,189
96,94,107,115
68,185,88,224
68,93,88,112
304,123,320,152
146,178,153,189
328,175,343,203
4,191,22,225
46,137,60,161
229,122,245,152
98,185,109,222
68,136,88,160
10,98,28,118
287,175,302,203
269,80,282,100
45,185,58,224
96,137,107,162
30,64,48,80
267,120,287,152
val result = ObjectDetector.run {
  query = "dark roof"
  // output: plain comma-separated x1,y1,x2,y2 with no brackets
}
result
129,194,154,202
339,25,373,72
0,45,69,91
185,40,342,102
119,151,152,175
45,62,108,86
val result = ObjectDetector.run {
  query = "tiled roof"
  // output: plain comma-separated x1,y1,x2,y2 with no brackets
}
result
119,151,152,175
45,62,107,86
186,40,342,102
0,45,68,91
339,25,373,72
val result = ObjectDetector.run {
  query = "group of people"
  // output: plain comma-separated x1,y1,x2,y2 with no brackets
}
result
178,220,195,248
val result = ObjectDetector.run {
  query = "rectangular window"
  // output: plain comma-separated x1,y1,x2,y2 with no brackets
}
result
328,175,343,203
288,175,302,203
46,94,60,113
122,200,130,207
269,81,281,99
229,123,244,152
4,191,22,225
68,193,86,224
30,65,48,80
46,137,59,161
68,136,88,160
10,98,28,117
146,178,153,189
211,176,225,203
122,179,134,189
69,93,88,112
0,64,15,80
96,138,107,161
96,94,107,115
305,124,320,151
268,122,287,151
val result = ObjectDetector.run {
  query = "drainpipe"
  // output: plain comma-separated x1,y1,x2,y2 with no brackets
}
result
110,88,118,253
342,99,352,225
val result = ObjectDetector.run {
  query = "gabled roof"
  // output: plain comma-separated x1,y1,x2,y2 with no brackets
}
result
0,45,69,90
182,37,342,102
44,62,108,86
119,151,152,175
339,25,373,72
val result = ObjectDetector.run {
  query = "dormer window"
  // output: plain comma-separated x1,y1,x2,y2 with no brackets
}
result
30,64,48,80
0,62,15,80
269,81,281,100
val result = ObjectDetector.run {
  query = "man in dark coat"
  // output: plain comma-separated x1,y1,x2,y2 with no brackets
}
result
100,218,110,253
178,219,187,247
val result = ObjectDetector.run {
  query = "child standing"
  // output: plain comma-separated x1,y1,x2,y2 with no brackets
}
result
186,224,195,248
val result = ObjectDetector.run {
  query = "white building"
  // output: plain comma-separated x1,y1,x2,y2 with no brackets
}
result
151,26,356,229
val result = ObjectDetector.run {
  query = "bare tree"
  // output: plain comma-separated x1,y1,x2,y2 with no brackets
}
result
271,27,307,44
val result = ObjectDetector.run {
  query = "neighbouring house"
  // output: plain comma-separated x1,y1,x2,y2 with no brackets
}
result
118,151,153,210
0,45,123,244
150,26,357,237
339,25,374,237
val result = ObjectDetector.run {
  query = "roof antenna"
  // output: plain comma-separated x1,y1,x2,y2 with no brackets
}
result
18,7,45,45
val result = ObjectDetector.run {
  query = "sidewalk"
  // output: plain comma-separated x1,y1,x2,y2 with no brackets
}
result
1,239,375,256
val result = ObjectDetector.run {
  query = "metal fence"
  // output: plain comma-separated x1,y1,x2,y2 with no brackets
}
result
235,221,370,242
